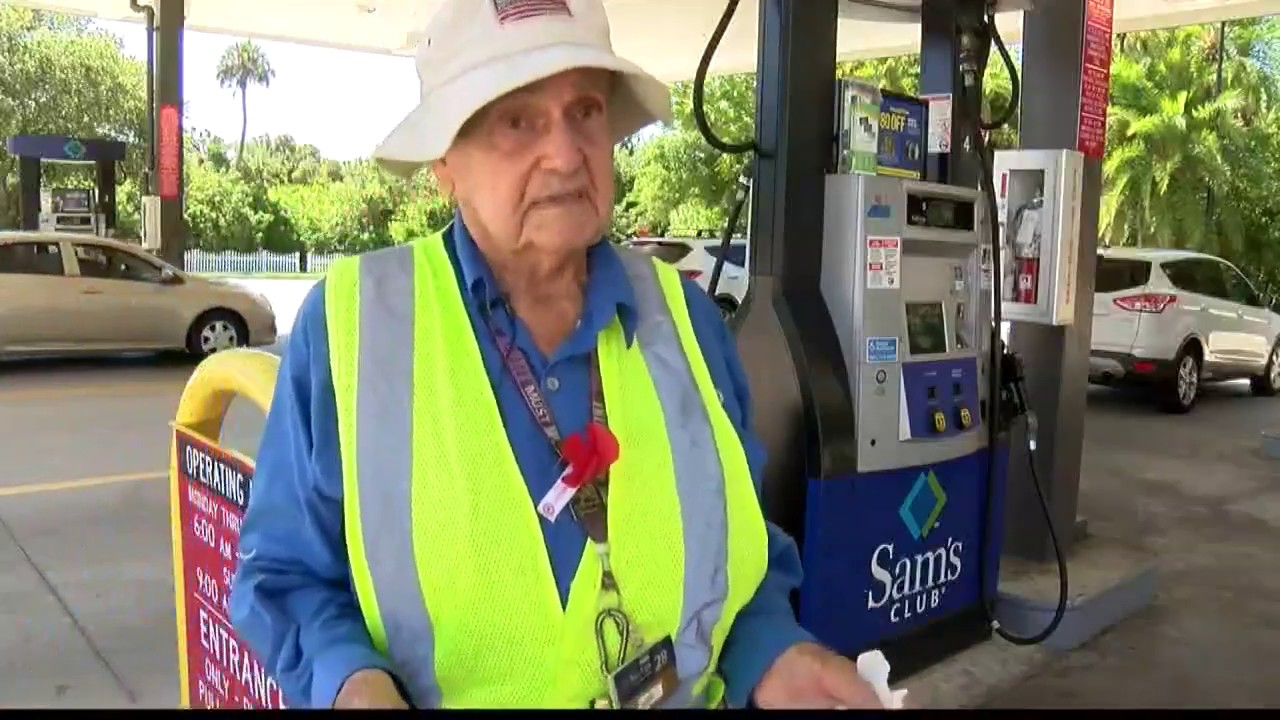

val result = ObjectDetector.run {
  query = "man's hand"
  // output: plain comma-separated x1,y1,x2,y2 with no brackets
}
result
334,668,410,709
752,642,891,710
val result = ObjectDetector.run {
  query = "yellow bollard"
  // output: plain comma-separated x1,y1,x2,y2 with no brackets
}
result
169,348,283,709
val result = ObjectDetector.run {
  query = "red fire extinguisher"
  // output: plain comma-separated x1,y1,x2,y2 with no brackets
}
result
1011,195,1044,304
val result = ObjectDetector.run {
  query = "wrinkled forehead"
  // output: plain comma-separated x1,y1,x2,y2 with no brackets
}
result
460,68,617,132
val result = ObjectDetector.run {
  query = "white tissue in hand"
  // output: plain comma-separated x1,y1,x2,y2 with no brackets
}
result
855,650,908,709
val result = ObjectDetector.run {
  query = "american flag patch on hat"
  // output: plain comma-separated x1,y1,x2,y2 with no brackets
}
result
492,0,572,24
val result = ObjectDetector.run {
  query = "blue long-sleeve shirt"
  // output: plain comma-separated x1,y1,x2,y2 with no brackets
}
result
229,216,815,709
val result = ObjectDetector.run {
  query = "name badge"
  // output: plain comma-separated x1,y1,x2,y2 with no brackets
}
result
608,636,679,709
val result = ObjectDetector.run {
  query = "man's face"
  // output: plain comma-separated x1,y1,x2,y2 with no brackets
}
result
436,68,615,254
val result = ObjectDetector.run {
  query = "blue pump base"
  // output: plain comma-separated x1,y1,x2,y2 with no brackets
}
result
797,446,1009,681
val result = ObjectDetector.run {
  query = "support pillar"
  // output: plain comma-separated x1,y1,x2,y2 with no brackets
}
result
1003,1,1105,562
95,159,118,233
155,0,186,268
17,156,40,231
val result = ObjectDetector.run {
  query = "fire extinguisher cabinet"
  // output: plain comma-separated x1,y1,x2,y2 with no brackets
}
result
992,149,1085,327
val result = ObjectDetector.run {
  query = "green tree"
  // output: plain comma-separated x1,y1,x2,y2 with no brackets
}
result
216,40,275,162
0,6,146,228
1102,20,1279,257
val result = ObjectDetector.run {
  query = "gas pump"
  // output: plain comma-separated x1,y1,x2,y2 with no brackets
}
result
38,187,105,235
5,134,124,237
692,0,1081,682
806,174,999,669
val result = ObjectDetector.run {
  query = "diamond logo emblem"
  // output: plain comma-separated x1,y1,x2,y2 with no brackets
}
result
63,139,86,160
898,470,947,541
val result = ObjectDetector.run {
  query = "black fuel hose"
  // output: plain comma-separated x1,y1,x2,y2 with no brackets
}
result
691,0,760,307
965,5,1069,646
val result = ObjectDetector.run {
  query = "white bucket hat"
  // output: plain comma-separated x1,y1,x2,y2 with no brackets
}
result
373,0,674,177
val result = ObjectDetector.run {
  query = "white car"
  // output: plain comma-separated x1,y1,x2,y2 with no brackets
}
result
625,236,749,317
1090,247,1280,412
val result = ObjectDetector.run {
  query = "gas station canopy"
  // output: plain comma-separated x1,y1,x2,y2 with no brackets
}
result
11,0,1280,82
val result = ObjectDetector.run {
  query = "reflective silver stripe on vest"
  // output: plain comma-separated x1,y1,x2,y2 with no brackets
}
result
614,248,730,708
354,244,442,708
351,242,728,709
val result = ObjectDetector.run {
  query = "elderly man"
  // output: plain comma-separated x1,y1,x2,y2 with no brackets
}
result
230,0,885,710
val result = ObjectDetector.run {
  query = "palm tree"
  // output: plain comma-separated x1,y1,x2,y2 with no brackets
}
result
1101,21,1278,257
215,40,275,163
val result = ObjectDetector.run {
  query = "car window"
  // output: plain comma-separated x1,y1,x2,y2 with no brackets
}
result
1192,260,1231,300
706,242,749,268
628,241,693,265
1222,263,1261,306
1162,259,1229,298
73,243,163,282
1094,256,1150,293
0,241,64,276
1160,260,1200,293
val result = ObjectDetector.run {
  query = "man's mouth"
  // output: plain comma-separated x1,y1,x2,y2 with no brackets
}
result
532,189,588,208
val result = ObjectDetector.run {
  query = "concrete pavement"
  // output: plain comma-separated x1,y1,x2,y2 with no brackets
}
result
0,357,267,708
987,382,1280,709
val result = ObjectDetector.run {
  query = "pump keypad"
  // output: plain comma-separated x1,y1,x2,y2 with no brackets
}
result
900,358,982,440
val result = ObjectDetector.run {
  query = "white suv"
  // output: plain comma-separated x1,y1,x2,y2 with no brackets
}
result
624,236,749,317
1090,247,1280,412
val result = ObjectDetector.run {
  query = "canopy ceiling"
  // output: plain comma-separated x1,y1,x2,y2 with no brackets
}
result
10,0,1280,82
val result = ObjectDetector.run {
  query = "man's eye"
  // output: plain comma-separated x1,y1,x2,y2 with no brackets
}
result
503,114,531,132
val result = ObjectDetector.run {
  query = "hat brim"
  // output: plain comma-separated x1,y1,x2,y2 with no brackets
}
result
373,44,673,178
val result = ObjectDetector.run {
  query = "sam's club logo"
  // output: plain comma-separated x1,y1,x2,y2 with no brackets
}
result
867,469,963,623
899,470,947,540
62,139,86,160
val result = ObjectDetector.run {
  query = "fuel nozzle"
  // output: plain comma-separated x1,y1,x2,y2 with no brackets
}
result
997,344,1029,430
958,29,984,90
957,4,995,94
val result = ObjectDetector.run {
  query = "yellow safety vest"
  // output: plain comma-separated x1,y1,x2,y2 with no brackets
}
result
324,230,769,708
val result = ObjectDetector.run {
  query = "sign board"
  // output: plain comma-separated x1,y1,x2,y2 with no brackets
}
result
158,104,181,200
172,425,286,708
866,236,901,290
876,91,927,180
866,337,900,364
836,79,882,175
920,93,953,155
1076,0,1114,159
796,449,1007,655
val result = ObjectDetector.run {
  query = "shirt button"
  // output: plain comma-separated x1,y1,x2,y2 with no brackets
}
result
545,376,561,392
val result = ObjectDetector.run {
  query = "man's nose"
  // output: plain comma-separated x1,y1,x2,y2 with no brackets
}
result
537,120,586,172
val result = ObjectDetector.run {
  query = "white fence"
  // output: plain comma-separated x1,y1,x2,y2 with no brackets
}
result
184,249,347,275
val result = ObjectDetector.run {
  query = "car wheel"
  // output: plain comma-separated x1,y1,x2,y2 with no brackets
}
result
715,296,739,321
187,310,248,357
1160,346,1201,414
1250,341,1280,397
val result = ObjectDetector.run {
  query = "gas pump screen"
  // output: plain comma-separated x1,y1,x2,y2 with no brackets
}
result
52,189,91,213
906,194,975,232
905,302,948,355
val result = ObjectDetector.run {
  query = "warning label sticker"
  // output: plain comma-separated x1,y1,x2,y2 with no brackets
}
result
867,236,901,289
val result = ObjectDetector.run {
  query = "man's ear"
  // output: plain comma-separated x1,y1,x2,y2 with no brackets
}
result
431,159,454,200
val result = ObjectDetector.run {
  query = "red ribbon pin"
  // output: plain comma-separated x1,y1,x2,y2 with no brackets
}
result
538,422,619,522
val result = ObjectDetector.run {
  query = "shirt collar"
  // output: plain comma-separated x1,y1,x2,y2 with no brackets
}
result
449,210,638,346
